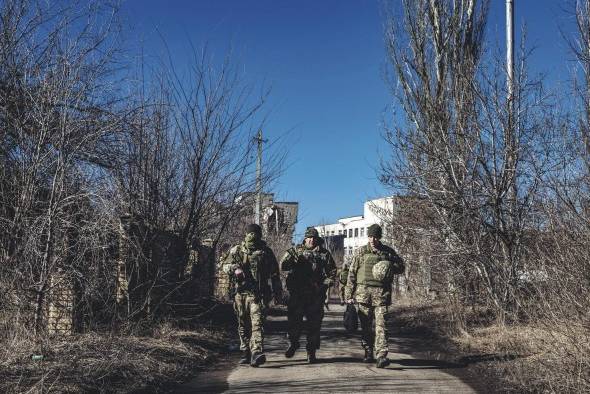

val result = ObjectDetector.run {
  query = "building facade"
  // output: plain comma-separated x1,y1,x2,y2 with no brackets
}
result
315,195,448,297
314,197,396,261
232,192,299,241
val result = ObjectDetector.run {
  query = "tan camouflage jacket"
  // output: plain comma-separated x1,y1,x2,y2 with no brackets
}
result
344,243,404,306
221,241,282,302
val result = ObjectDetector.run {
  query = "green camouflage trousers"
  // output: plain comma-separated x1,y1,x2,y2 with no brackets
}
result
354,285,390,358
357,303,388,358
287,293,325,351
233,292,263,353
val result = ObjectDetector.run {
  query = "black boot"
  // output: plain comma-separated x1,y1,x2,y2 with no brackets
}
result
307,350,317,364
376,356,390,368
250,352,266,367
363,349,375,363
284,343,299,358
239,349,251,365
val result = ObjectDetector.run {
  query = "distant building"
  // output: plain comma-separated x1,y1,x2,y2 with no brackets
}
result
233,192,298,241
314,197,396,261
313,196,441,296
263,200,299,239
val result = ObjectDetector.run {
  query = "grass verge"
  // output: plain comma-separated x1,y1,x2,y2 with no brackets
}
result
391,298,589,393
0,303,236,393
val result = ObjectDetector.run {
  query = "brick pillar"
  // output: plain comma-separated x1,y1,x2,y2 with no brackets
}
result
215,266,231,301
214,245,231,302
47,272,74,335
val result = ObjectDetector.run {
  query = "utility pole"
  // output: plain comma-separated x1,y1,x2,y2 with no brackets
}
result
506,0,516,206
506,0,517,309
506,0,514,108
255,130,265,225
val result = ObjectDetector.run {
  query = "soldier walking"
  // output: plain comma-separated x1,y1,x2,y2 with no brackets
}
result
280,227,337,363
338,261,349,305
221,223,283,367
344,224,405,368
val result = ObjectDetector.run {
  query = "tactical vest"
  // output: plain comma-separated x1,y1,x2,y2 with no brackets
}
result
357,246,395,287
286,246,328,293
235,245,266,294
358,252,382,287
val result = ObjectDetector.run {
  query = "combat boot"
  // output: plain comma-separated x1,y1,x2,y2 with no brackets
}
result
363,349,375,363
239,349,251,365
284,343,299,358
376,356,390,368
250,352,266,367
306,350,317,364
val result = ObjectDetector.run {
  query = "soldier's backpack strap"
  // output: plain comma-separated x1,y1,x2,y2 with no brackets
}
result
242,247,248,265
241,247,255,279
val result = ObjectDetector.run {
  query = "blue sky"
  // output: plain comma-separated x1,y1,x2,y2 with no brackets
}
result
121,0,578,240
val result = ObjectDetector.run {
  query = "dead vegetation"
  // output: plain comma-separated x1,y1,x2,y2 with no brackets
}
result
392,297,590,393
381,1,590,392
0,0,278,391
0,304,235,393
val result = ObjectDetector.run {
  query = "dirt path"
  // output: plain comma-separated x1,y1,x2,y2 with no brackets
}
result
179,303,483,393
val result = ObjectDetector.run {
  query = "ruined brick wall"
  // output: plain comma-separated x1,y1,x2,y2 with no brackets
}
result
47,272,75,335
115,215,190,317
187,242,216,299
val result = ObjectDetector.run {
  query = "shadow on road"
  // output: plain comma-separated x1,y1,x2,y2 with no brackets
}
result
180,301,490,393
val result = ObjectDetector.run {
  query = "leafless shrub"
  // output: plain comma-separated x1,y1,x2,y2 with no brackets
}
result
0,0,284,337
381,0,563,319
381,1,589,390
0,0,125,335
108,42,288,318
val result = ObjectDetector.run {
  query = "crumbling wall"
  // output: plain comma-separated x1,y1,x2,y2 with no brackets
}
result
46,271,80,335
115,215,189,318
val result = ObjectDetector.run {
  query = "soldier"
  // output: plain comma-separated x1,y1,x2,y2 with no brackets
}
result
338,261,349,305
281,227,337,363
344,224,405,368
221,223,283,367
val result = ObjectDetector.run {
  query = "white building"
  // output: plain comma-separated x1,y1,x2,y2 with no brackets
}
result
314,197,396,260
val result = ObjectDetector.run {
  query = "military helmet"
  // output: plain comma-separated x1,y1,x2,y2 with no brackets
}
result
372,260,393,282
304,227,319,238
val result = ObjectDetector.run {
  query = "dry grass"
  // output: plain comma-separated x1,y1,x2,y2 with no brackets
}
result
392,297,590,394
0,318,232,393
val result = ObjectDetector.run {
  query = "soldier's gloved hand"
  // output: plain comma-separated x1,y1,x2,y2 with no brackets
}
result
229,263,240,272
233,267,245,281
346,299,355,305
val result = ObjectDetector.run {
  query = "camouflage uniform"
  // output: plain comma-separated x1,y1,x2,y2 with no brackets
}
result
344,243,404,360
280,241,337,354
222,239,282,357
338,262,349,304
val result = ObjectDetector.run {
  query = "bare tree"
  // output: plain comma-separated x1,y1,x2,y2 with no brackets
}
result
0,0,125,334
380,0,562,318
109,39,291,318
